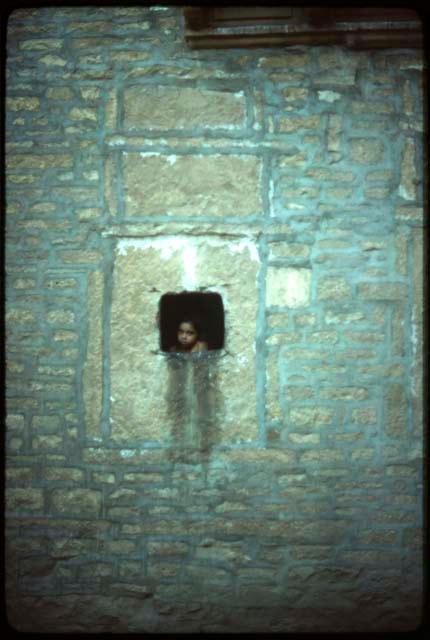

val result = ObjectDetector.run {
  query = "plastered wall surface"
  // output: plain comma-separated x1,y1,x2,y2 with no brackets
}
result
5,6,425,633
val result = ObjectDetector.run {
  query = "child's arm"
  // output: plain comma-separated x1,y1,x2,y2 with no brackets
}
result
193,340,208,352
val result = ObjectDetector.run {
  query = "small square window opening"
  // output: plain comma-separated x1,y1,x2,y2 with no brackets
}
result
158,292,225,353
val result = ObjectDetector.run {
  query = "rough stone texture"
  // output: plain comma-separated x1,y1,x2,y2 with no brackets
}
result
5,6,424,635
122,153,263,217
350,138,384,164
123,86,246,131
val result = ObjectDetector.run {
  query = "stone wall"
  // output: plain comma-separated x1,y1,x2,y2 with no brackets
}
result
5,6,425,633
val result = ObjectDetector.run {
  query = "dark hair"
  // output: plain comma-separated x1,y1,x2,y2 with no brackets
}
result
178,316,203,337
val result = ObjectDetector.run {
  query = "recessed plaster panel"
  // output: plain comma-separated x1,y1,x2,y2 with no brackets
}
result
109,236,260,445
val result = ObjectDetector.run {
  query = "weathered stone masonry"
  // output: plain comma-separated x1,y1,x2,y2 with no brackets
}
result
5,6,425,633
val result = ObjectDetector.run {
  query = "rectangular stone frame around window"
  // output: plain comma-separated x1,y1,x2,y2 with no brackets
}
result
84,229,263,450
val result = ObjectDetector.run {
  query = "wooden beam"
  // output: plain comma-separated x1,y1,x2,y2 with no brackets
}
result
183,7,423,49
186,30,423,50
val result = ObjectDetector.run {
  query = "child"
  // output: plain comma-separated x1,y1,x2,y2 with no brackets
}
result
170,317,208,353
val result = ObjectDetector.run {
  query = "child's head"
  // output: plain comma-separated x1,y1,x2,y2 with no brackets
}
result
176,316,201,350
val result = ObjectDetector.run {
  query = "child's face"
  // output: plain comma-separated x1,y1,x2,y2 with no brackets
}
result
177,321,198,350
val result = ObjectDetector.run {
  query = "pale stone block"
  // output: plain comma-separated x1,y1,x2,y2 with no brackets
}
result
217,449,295,465
283,88,308,102
51,489,101,515
300,449,344,464
318,90,341,102
289,432,320,445
46,87,73,100
350,138,384,164
123,86,246,130
268,242,310,260
59,250,102,264
111,51,151,62
44,467,84,482
320,387,368,400
352,100,394,115
289,407,333,427
39,54,67,66
83,271,104,439
7,154,73,170
32,435,63,450
7,97,40,111
266,267,311,308
306,168,355,182
357,282,407,301
265,350,281,421
6,308,36,324
395,206,423,224
105,89,117,129
122,153,262,217
398,138,417,200
32,415,61,432
278,115,320,133
46,310,75,324
385,384,408,438
69,107,97,121
351,408,377,424
19,39,63,50
109,235,260,445
258,53,310,68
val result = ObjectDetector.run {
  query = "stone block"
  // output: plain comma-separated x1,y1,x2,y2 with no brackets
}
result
6,308,36,324
83,271,104,439
59,251,102,264
268,242,310,260
351,408,377,425
6,488,44,512
278,115,320,133
31,415,61,432
398,138,417,200
6,414,25,431
46,310,75,325
51,489,102,516
283,88,309,102
7,97,40,111
148,542,189,556
265,350,281,421
289,432,320,445
123,86,246,130
395,206,423,224
32,435,63,450
44,468,84,482
19,38,64,50
258,53,310,68
384,384,408,437
289,407,334,427
111,51,151,62
299,449,345,464
69,107,98,122
350,138,384,164
357,282,407,301
7,154,73,170
122,153,262,217
92,472,116,484
320,387,368,401
46,87,74,100
266,267,311,308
